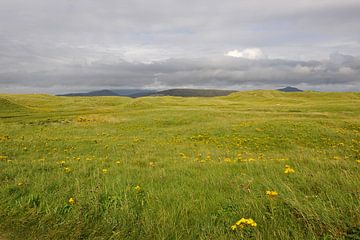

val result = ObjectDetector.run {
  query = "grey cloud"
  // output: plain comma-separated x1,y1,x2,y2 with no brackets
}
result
1,54,359,93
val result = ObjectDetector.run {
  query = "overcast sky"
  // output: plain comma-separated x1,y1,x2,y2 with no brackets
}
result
1,0,360,93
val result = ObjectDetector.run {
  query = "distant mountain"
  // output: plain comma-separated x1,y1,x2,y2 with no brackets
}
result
152,89,237,97
58,88,237,97
58,89,156,97
112,89,157,97
59,89,119,96
277,86,303,92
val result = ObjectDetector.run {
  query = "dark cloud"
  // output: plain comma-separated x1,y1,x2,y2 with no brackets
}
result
1,53,359,93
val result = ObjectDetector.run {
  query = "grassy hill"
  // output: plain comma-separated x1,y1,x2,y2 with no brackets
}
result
0,91,359,239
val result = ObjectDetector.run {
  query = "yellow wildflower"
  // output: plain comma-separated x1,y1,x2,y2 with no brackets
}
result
233,218,257,229
356,160,360,164
248,219,257,227
231,225,237,231
68,197,76,205
64,167,72,173
149,161,155,167
134,185,141,192
102,168,108,173
266,190,279,198
284,165,295,174
224,158,232,163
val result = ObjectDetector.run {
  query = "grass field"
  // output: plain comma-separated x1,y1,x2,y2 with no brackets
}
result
0,91,360,239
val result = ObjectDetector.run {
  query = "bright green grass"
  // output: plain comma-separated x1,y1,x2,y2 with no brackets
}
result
0,91,359,239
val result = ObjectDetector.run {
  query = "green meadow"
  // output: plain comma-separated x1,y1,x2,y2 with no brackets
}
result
0,91,359,239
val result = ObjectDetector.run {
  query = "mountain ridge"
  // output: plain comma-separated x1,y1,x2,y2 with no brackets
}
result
277,86,303,92
58,87,304,97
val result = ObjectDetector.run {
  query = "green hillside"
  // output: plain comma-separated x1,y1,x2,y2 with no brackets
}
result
0,91,359,239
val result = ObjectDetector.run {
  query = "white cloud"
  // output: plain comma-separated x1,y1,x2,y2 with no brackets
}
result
338,66,354,74
225,48,266,59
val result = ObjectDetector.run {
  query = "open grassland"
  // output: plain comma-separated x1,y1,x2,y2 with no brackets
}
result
0,91,360,239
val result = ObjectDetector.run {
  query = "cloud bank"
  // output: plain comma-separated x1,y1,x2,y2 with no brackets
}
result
1,52,359,93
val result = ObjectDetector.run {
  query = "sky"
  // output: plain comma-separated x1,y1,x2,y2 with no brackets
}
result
0,0,360,93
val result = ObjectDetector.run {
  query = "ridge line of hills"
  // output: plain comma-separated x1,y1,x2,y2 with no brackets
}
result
58,86,303,98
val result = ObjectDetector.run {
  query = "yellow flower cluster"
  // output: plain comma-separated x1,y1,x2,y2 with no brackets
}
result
68,197,76,205
58,160,66,165
266,190,279,198
134,185,141,192
231,218,257,231
284,165,295,174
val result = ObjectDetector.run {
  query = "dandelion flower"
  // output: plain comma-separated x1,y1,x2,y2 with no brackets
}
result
248,219,257,227
149,161,155,167
266,190,279,198
284,165,295,174
102,168,108,173
64,167,72,173
233,218,257,230
68,197,76,205
134,185,141,192
356,160,360,164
